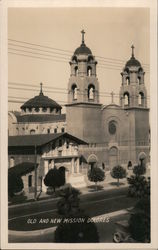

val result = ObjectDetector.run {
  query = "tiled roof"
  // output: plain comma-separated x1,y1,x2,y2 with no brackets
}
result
16,114,66,123
74,43,92,55
21,92,62,109
8,162,38,176
8,132,87,147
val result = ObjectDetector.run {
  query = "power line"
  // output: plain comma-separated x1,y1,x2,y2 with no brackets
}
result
9,51,150,74
8,38,149,68
8,83,150,99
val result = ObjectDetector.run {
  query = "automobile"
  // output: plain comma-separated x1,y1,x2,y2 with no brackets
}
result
113,219,135,243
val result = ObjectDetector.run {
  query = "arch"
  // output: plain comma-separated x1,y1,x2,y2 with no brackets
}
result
108,120,117,135
126,77,130,85
138,92,144,106
124,92,130,106
124,67,129,74
87,66,92,76
109,146,118,168
87,154,98,163
74,66,78,76
87,154,98,170
71,84,78,100
10,156,15,168
137,76,141,85
88,84,95,100
30,129,35,135
42,107,47,112
72,55,77,62
88,55,94,62
138,152,147,166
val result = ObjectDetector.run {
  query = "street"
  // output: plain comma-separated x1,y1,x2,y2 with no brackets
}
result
9,187,137,241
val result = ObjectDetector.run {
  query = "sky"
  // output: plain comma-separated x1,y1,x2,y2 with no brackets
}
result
8,7,150,112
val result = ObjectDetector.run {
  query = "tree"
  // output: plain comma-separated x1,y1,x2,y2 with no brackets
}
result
127,164,149,198
8,171,24,198
110,165,127,186
88,167,105,190
128,178,150,242
54,184,99,243
44,167,65,193
133,164,146,176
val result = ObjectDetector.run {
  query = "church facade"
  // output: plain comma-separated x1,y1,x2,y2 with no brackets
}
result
8,31,150,173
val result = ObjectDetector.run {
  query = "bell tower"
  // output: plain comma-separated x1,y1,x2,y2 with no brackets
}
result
68,30,99,104
120,45,147,108
66,31,102,143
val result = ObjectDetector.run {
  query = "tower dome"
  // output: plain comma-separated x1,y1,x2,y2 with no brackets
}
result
74,30,92,55
125,45,141,68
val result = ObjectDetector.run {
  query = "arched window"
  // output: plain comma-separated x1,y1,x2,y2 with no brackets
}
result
138,92,144,106
124,92,130,106
42,107,47,112
88,84,95,100
138,76,141,85
71,84,78,100
87,66,92,76
54,128,57,133
35,107,39,112
61,127,65,133
74,66,78,76
47,128,50,134
10,157,15,168
30,129,35,135
126,77,130,85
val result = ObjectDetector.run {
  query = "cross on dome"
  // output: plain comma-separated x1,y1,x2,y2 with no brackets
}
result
40,82,43,95
81,29,85,44
131,44,135,57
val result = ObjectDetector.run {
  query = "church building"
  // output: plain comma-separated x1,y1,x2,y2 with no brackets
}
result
8,31,150,181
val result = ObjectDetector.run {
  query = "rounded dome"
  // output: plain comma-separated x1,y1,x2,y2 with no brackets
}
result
74,43,92,55
125,56,141,68
21,93,62,110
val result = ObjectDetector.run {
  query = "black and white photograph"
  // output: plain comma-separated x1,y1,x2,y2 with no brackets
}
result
0,0,157,249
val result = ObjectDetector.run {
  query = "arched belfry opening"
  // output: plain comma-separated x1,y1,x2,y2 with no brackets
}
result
88,84,95,100
71,84,78,100
74,66,78,76
124,92,130,106
87,66,92,76
138,92,144,106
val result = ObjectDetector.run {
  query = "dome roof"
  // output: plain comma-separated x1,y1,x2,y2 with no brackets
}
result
74,43,92,55
21,84,62,110
125,45,141,68
74,30,92,55
125,56,141,68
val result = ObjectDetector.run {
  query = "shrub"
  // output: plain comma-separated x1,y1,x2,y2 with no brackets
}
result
128,212,150,242
110,165,127,186
44,167,65,193
54,215,99,243
88,167,105,190
57,184,81,216
8,171,24,198
133,164,146,176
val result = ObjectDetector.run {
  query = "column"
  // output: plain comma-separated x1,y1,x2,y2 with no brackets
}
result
76,158,80,173
71,158,75,174
43,160,48,192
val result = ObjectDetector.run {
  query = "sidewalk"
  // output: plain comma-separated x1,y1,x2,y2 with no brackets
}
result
9,171,129,208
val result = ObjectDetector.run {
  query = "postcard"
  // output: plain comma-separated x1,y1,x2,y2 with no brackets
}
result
0,0,158,249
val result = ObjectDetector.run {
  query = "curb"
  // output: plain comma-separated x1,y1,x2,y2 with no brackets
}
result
8,207,131,238
9,185,128,209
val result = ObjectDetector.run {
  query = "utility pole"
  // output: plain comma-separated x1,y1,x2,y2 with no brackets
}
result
34,144,37,201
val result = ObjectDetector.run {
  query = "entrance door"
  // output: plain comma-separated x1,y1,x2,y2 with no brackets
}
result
109,147,118,169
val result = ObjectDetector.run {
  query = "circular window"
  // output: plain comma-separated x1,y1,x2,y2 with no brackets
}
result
109,121,116,135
